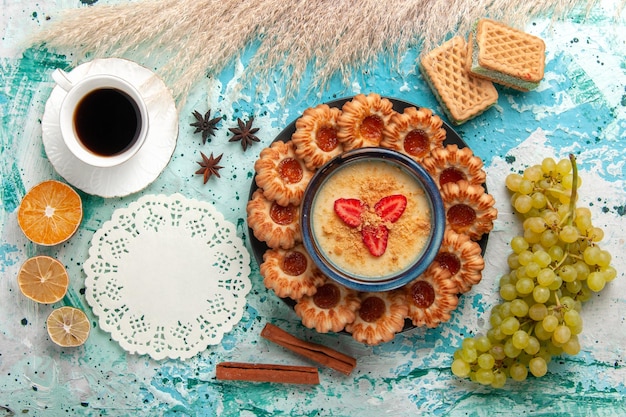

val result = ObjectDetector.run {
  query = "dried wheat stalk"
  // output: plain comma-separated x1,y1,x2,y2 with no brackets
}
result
31,0,621,104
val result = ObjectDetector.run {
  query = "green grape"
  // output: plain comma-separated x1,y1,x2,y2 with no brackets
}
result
573,261,590,280
574,213,592,233
524,228,542,244
561,173,574,190
547,341,564,355
569,321,584,335
565,280,582,294
540,230,559,248
558,264,578,282
557,204,570,220
510,236,529,253
452,154,615,388
548,275,563,291
490,344,506,361
451,358,471,377
462,337,476,350
563,309,582,328
541,157,557,174
602,265,617,282
552,325,572,344
532,285,551,304
525,262,541,278
508,253,521,269
542,210,560,227
529,357,548,377
509,362,528,381
515,266,527,280
475,368,495,385
532,251,552,268
519,178,535,195
559,225,579,243
499,302,512,318
559,296,579,312
596,250,612,268
491,327,507,341
524,336,541,355
506,173,523,192
556,158,572,176
492,370,507,388
558,192,571,205
512,330,530,349
524,165,543,182
576,286,593,303
587,271,606,292
562,335,581,355
500,316,520,335
460,347,477,363
537,269,556,287
518,250,533,266
542,315,559,333
499,273,514,286
504,339,522,358
510,299,529,317
548,245,565,261
525,217,547,233
588,227,604,242
516,277,535,295
490,312,503,327
528,303,548,321
514,194,534,214
583,246,602,265
500,283,518,301
531,192,548,209
475,335,492,353
477,353,496,370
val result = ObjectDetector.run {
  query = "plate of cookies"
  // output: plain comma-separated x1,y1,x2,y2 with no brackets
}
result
247,93,497,345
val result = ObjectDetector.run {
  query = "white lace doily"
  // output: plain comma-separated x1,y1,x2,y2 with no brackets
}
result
84,194,251,360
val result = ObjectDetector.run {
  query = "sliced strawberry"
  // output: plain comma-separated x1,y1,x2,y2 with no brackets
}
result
334,198,366,227
374,194,407,223
361,224,388,257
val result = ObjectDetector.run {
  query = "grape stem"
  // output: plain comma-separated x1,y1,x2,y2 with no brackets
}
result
568,154,579,227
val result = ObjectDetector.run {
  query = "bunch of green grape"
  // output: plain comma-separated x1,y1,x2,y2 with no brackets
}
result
450,155,617,388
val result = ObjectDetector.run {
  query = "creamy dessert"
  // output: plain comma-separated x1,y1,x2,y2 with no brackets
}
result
311,159,432,279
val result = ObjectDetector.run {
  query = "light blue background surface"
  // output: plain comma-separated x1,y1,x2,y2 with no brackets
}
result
1,1,625,415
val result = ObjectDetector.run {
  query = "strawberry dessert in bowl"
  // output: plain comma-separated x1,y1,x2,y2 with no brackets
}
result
301,147,445,292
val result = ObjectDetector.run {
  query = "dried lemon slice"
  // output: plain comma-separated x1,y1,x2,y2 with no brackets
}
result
17,256,69,304
46,306,90,347
17,180,83,246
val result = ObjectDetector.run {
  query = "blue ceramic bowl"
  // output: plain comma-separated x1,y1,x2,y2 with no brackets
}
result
300,147,445,292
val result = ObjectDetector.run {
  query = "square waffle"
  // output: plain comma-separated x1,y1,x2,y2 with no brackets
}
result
467,19,546,91
420,36,498,125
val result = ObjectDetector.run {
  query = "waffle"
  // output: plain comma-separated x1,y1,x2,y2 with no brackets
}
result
466,19,546,92
420,36,498,125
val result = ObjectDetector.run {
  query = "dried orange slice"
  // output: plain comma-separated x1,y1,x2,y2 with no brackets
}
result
46,306,90,347
17,255,69,304
17,180,83,246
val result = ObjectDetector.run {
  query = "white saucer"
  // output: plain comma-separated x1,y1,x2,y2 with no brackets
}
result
42,58,178,198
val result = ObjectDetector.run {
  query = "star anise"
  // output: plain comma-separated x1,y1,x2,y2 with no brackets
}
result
191,109,221,144
195,152,224,183
228,117,260,151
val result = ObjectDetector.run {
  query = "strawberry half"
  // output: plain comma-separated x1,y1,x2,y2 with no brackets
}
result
334,198,366,227
361,224,388,257
374,194,407,223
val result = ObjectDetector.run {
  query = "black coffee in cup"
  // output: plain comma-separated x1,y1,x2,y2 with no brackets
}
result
73,88,142,156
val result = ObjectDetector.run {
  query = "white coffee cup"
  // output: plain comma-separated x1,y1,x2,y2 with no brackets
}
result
52,69,149,168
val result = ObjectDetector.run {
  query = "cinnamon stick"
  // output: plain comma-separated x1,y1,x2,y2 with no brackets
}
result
216,362,319,385
261,323,356,376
